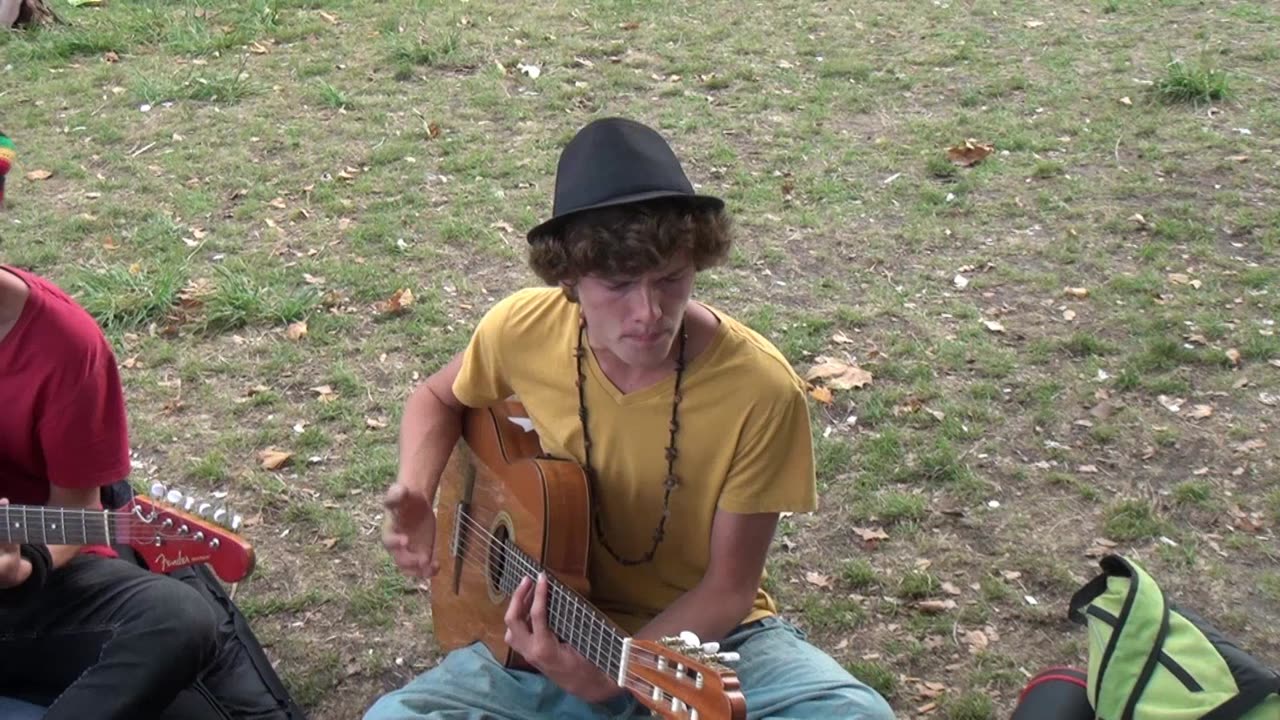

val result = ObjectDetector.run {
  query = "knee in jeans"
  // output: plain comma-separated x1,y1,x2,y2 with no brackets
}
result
130,578,220,659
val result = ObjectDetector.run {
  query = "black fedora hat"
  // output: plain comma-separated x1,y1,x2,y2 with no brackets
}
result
526,117,724,242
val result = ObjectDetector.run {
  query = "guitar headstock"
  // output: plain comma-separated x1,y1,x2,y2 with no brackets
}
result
626,633,747,720
123,483,256,583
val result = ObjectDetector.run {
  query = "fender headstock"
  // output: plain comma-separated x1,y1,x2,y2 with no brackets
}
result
123,483,255,582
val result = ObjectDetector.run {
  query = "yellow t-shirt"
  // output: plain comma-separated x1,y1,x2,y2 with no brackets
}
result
452,287,817,633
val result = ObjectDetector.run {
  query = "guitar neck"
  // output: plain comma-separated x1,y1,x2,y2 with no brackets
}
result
494,543,629,679
0,505,122,546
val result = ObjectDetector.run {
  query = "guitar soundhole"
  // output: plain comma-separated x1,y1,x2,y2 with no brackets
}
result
487,523,512,596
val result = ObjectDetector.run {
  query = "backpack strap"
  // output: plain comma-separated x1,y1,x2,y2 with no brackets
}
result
1200,672,1280,720
1121,588,1170,720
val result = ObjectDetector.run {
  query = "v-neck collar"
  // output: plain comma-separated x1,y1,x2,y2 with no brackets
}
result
580,305,727,407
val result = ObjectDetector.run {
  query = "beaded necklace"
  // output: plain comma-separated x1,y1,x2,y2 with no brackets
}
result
574,317,687,566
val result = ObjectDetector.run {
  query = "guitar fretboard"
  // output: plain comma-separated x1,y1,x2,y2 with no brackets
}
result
0,506,119,546
489,538,629,679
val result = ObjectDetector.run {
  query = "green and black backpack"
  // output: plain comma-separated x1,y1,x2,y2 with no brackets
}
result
1068,554,1280,720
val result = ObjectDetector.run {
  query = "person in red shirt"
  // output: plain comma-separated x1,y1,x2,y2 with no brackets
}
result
0,264,226,719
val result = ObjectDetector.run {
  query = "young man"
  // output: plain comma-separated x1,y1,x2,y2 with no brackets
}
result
0,264,225,719
369,118,894,719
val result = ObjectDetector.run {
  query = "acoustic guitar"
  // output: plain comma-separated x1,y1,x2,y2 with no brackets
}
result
432,400,748,720
0,483,255,583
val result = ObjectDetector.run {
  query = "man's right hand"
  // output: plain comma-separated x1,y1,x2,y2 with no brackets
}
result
382,483,440,581
0,498,32,590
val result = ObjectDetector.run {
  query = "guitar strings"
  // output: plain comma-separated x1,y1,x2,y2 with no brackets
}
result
0,506,221,545
449,511,712,695
451,512,632,662
449,508,734,719
442,527,683,709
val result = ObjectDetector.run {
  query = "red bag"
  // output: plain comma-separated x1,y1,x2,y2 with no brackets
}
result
1012,666,1093,720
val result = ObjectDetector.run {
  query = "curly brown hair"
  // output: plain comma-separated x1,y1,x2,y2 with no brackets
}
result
527,197,733,291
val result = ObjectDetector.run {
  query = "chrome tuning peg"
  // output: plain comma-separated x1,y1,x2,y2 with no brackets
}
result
213,507,228,526
150,482,167,499
184,496,197,512
166,489,183,506
230,514,244,532
197,502,213,518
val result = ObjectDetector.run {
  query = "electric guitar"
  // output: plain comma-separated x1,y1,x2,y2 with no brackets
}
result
431,400,748,720
0,483,255,582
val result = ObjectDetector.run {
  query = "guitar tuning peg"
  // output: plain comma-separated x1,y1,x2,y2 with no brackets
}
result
166,489,183,506
150,482,167,499
231,514,243,531
184,496,197,512
678,631,701,650
197,502,213,518
716,651,740,664
213,507,228,525
700,641,720,654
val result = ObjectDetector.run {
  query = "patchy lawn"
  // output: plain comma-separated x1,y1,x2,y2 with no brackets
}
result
3,1,1278,717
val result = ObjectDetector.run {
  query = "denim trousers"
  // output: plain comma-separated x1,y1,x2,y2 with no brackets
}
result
0,554,226,720
364,616,895,719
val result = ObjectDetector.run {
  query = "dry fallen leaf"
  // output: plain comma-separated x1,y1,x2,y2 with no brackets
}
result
269,197,288,210
946,138,995,167
1232,439,1266,453
1188,404,1214,420
1078,464,1099,474
853,527,890,544
1119,96,1133,106
1063,309,1076,322
1258,393,1279,407
804,571,833,589
941,581,962,596
286,321,308,340
1064,287,1090,298
1000,570,1022,581
365,417,388,429
954,274,970,289
983,319,1006,333
1158,395,1185,413
831,330,854,345
380,288,415,315
1270,359,1280,369
1024,19,1045,28
805,360,873,391
311,385,336,403
26,169,54,181
1226,348,1242,368
963,629,990,654
258,448,293,471
809,385,834,405
914,599,957,614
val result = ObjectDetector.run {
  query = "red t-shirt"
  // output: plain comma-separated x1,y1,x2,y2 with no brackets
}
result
0,265,130,558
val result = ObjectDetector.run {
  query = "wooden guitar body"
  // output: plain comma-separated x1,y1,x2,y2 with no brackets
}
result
432,399,594,668
430,400,748,720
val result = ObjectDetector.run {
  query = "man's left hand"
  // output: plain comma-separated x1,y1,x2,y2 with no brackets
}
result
504,572,626,705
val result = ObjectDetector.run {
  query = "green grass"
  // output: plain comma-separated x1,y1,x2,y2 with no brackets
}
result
1154,58,1231,104
6,2,1278,718
1104,500,1167,541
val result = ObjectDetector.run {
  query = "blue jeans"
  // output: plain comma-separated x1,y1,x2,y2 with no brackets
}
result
364,616,894,719
0,696,46,719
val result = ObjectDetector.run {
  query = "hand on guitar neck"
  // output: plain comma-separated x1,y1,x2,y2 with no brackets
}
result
382,482,440,581
0,498,33,589
504,572,628,705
